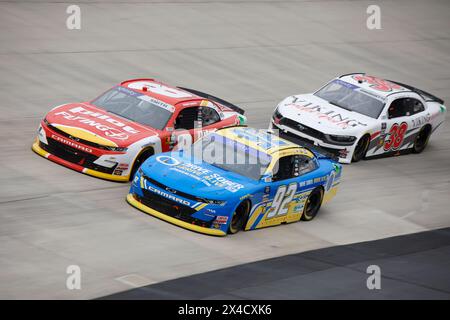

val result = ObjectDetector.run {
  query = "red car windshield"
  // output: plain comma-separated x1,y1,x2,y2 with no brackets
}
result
92,87,173,130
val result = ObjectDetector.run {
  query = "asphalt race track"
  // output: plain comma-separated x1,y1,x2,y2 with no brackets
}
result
0,0,449,299
102,228,450,299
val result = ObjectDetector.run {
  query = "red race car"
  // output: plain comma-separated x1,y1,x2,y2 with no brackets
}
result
32,79,247,181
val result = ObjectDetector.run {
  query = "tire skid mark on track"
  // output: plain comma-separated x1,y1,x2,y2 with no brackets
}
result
2,37,450,56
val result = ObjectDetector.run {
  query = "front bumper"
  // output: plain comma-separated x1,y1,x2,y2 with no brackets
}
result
32,138,129,182
271,120,354,164
126,193,226,236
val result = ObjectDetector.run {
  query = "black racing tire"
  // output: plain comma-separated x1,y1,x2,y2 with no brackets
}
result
301,187,324,221
412,126,431,154
352,134,370,163
228,200,251,234
129,148,154,181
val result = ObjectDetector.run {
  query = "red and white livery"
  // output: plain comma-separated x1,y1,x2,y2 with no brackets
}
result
32,79,246,181
270,73,446,163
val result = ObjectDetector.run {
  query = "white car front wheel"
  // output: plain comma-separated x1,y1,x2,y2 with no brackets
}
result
352,135,370,162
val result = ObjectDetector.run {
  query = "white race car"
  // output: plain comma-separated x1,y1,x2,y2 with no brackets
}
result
270,73,447,163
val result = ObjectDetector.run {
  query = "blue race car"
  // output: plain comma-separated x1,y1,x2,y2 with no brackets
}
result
127,126,342,236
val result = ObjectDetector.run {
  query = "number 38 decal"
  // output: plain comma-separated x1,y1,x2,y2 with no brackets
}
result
384,122,408,151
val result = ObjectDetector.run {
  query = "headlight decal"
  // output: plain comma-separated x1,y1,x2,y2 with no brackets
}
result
324,134,357,146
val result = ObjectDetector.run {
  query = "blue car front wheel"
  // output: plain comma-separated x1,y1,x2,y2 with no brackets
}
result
228,200,251,234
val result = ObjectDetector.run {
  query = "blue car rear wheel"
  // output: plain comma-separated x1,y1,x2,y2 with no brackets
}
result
301,187,324,221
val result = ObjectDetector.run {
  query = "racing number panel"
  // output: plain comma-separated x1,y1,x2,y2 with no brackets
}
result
244,153,334,230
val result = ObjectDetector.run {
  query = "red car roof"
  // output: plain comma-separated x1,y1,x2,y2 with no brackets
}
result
120,78,208,108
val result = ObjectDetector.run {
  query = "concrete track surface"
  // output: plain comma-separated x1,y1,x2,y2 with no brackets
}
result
0,0,449,299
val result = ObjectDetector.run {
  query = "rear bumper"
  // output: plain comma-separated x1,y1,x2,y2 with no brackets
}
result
126,193,226,237
32,138,129,182
271,120,353,164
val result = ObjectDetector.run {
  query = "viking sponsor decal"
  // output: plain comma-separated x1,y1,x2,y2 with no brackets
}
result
54,106,139,140
352,75,404,92
288,98,368,128
51,134,93,153
411,114,431,129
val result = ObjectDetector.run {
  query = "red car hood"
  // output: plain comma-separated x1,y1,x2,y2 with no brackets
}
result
45,103,159,147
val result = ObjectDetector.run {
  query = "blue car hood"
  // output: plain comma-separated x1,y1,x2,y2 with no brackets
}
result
140,152,260,199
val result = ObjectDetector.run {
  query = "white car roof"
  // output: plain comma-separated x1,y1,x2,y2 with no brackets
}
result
338,73,409,98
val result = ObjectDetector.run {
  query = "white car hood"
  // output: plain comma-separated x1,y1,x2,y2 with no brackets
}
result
278,94,377,135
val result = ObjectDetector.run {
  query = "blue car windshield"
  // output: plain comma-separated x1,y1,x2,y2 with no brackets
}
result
192,133,272,181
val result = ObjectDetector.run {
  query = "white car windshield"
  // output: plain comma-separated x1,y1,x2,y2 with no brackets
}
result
314,79,385,119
